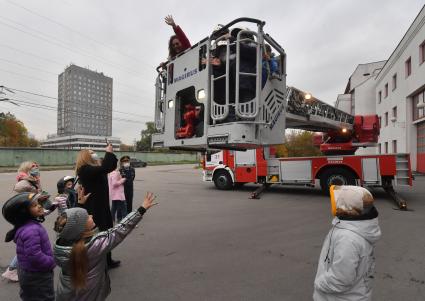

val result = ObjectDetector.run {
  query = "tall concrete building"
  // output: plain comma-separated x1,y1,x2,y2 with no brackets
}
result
57,64,112,136
42,64,120,150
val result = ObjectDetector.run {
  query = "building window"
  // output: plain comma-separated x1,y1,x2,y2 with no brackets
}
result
385,112,388,126
378,91,382,104
392,73,397,90
385,142,388,154
392,140,397,153
413,89,425,120
405,57,412,77
379,116,382,128
420,40,425,65
384,83,388,98
392,106,397,121
378,143,381,154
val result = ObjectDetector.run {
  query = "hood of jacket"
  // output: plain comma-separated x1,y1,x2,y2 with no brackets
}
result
333,216,381,245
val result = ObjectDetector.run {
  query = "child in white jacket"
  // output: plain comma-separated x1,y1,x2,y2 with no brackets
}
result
313,185,382,301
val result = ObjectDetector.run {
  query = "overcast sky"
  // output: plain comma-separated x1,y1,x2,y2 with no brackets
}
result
0,0,424,144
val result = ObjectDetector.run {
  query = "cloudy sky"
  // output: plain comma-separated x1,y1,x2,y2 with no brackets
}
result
0,0,423,144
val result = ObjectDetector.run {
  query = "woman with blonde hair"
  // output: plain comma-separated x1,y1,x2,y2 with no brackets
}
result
75,144,121,268
14,161,41,193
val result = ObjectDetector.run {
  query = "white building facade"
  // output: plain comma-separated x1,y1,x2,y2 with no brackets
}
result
336,6,425,172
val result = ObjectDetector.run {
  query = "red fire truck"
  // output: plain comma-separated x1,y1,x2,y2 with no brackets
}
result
202,115,413,209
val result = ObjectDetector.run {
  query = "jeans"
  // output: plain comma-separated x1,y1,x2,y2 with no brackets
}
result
111,200,127,223
9,255,18,270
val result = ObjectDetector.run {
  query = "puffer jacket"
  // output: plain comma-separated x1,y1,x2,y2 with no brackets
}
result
14,176,40,193
108,170,126,201
313,214,381,301
54,209,145,301
14,220,56,272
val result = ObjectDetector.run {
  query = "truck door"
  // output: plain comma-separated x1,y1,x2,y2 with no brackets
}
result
234,149,257,183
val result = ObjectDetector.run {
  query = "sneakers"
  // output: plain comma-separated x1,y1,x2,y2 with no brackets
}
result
2,268,18,282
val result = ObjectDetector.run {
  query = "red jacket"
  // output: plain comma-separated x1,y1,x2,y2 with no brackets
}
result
173,25,191,52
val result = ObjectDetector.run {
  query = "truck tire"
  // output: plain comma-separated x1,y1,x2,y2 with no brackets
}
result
213,170,233,190
319,167,356,195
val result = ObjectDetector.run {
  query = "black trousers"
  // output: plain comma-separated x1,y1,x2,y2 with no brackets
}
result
17,268,54,301
124,185,134,213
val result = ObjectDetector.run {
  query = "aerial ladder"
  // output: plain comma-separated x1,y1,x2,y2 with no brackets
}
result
152,18,412,209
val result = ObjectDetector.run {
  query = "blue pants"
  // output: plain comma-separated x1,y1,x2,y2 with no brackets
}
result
9,255,18,270
111,200,127,223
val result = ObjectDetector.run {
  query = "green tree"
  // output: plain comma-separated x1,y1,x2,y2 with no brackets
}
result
283,130,321,157
0,112,39,147
136,122,159,151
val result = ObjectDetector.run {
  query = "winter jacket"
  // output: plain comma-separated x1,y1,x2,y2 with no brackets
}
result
77,152,117,231
14,177,40,193
108,170,126,201
313,213,381,301
119,166,135,188
54,209,145,301
262,57,279,87
14,220,56,272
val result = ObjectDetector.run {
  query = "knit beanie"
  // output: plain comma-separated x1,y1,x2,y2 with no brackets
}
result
59,208,89,241
330,185,374,217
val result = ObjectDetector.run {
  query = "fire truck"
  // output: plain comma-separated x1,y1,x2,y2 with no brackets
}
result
202,145,412,209
152,17,413,209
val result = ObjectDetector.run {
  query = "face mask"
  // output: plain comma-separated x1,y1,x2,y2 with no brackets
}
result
91,153,99,161
29,168,40,177
123,162,130,168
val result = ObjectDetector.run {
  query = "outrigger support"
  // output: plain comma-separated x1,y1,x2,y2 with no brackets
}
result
250,183,271,199
382,179,408,210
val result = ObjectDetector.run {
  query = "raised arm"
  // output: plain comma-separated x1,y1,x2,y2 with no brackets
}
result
89,192,157,254
165,15,191,50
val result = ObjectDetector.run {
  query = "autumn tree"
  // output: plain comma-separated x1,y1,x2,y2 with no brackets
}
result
0,112,39,147
282,130,321,157
120,144,135,151
136,122,159,151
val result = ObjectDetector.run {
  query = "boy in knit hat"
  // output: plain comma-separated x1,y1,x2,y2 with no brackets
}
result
313,185,381,301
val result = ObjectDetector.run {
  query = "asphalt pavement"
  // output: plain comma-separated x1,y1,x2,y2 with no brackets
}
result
0,164,424,300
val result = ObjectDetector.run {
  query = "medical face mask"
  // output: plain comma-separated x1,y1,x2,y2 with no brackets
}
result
123,162,130,168
29,168,40,177
91,153,99,161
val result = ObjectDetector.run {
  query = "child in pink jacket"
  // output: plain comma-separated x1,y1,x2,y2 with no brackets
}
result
108,168,127,223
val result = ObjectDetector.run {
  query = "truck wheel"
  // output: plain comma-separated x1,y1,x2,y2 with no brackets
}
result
214,170,233,190
320,168,356,195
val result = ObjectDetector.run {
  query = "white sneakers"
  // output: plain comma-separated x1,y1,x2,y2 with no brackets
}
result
1,267,18,282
